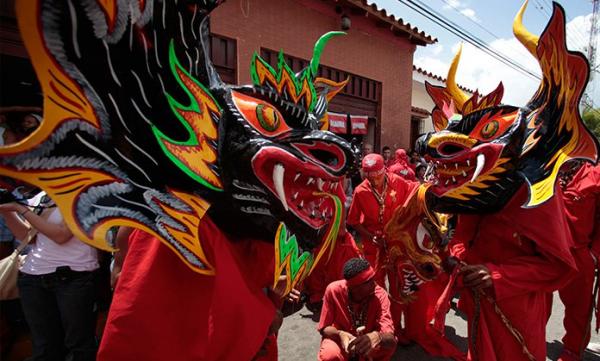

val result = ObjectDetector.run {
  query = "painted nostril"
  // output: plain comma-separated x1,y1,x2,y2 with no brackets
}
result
438,143,467,156
309,149,339,167
421,263,436,276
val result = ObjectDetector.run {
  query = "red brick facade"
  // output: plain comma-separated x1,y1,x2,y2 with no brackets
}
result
211,0,431,151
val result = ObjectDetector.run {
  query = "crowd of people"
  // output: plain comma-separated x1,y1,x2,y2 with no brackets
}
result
0,107,599,361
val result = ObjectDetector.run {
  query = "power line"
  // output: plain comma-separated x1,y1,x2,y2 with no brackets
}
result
537,0,590,47
439,0,537,60
439,0,503,40
398,0,542,81
543,0,590,42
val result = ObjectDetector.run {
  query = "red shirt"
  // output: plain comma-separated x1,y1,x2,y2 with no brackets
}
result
388,163,417,182
347,173,418,239
561,163,600,249
318,279,394,336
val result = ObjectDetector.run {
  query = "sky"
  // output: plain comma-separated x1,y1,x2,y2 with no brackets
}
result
376,0,599,107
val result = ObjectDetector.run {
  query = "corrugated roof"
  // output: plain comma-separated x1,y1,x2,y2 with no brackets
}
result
413,65,476,94
341,0,437,45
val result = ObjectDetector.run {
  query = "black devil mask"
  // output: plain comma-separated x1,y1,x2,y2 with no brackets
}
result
416,1,599,213
0,0,359,292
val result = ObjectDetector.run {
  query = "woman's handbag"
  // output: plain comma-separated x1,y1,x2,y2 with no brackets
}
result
0,229,36,300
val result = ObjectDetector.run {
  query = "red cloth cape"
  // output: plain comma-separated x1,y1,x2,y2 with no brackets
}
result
98,219,276,361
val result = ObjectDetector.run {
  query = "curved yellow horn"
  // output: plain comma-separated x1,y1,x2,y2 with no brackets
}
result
513,0,539,57
446,44,469,110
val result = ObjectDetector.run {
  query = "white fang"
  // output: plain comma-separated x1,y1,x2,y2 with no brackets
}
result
273,163,288,211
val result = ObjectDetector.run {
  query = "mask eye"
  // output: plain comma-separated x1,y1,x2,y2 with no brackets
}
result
256,104,280,132
468,109,518,142
416,223,434,253
480,120,499,139
231,90,290,136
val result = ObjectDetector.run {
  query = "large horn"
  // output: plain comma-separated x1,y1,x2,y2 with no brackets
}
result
513,0,539,57
309,31,346,77
446,44,469,110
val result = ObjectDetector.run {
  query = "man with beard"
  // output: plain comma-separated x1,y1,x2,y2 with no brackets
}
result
317,258,396,361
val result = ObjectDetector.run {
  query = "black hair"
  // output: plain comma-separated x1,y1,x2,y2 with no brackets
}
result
343,258,371,280
382,146,391,152
1,111,41,135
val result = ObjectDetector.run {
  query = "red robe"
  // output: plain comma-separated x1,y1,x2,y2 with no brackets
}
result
552,163,600,359
317,280,395,361
401,276,466,361
387,152,417,182
347,173,418,279
98,219,276,361
303,231,362,303
451,185,576,361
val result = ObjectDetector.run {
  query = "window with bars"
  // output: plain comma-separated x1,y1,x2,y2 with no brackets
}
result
209,34,237,84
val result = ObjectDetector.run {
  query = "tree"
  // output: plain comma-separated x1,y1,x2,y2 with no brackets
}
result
582,108,600,141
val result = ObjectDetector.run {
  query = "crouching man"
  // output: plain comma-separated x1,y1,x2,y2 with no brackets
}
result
317,258,397,360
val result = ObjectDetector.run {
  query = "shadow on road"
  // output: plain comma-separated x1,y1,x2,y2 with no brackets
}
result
546,340,600,361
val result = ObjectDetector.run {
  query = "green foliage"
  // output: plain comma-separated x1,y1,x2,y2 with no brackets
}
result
582,108,600,141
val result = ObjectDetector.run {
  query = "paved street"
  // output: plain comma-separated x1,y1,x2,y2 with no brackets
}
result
278,292,600,360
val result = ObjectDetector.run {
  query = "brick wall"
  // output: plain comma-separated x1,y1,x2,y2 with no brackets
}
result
210,0,417,151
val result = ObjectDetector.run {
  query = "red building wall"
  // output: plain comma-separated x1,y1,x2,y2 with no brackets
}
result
211,0,417,150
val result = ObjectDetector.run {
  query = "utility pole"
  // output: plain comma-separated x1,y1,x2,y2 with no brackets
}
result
583,0,598,110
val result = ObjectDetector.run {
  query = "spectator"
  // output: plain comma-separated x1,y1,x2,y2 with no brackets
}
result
0,107,42,144
415,163,427,183
361,143,373,158
317,258,396,361
382,146,393,167
0,194,99,361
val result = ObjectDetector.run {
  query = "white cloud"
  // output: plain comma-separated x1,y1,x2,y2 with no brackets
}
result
565,14,595,53
459,8,480,23
415,12,600,107
443,0,462,10
441,0,480,23
430,44,444,56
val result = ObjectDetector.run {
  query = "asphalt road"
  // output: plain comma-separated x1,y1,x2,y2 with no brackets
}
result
278,292,600,361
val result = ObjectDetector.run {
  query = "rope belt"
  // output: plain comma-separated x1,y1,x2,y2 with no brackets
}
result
461,259,536,361
469,288,536,361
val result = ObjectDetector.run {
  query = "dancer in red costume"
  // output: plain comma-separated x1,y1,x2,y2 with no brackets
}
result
347,154,418,284
318,258,397,361
1,2,359,360
388,149,417,182
101,227,279,360
415,2,599,360
550,161,600,361
448,185,576,360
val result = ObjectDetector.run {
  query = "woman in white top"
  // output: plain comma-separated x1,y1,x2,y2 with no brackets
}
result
0,193,99,361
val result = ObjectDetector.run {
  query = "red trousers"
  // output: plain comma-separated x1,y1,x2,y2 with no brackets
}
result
394,277,466,361
317,338,395,361
551,247,596,359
